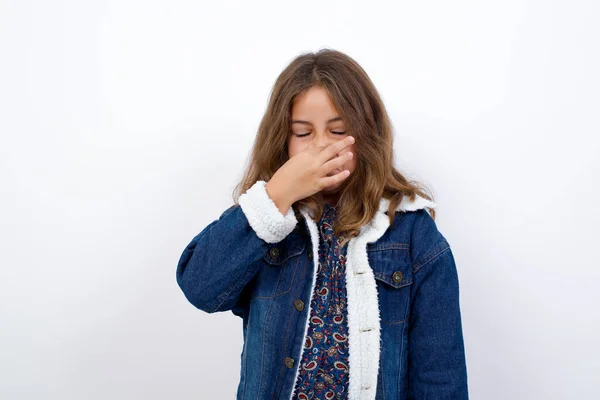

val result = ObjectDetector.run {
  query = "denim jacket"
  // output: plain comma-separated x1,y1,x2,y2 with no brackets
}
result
176,180,469,399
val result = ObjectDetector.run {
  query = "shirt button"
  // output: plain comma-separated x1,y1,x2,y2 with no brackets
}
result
294,299,304,311
392,271,403,283
269,247,279,259
284,357,295,368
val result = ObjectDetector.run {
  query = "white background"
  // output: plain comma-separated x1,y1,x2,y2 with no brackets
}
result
1,0,599,399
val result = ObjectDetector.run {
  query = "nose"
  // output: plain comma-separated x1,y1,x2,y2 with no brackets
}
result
313,130,335,150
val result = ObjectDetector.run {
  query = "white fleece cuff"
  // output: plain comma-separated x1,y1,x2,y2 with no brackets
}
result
238,180,298,243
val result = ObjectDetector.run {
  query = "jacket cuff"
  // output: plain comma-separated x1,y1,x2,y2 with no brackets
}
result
238,180,298,243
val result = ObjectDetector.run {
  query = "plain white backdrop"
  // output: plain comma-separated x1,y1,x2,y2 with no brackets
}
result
1,0,599,399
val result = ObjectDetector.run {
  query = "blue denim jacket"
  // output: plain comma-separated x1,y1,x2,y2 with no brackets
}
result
176,180,469,399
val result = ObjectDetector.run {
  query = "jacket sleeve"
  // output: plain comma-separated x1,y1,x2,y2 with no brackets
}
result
176,180,298,313
407,210,469,399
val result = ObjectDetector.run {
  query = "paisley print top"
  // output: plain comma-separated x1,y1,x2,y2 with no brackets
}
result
292,203,350,400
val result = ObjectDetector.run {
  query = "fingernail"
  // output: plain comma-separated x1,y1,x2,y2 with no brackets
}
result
348,136,355,143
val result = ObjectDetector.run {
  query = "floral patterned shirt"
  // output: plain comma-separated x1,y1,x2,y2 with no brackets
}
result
292,203,350,400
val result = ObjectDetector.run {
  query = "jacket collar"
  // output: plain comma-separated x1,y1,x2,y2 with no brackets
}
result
291,194,436,400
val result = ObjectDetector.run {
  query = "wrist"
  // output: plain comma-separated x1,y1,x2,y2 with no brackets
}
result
265,179,293,215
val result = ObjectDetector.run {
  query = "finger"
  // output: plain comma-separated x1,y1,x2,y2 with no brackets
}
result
320,151,353,176
319,168,351,188
316,136,355,164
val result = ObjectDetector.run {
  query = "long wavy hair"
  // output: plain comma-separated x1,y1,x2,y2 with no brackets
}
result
232,48,435,247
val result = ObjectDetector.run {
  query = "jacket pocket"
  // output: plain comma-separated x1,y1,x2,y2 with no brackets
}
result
367,242,412,325
250,233,306,298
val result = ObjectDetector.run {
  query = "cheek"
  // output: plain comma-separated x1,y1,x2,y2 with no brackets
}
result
288,139,301,158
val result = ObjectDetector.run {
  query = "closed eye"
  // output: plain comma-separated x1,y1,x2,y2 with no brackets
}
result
295,131,346,137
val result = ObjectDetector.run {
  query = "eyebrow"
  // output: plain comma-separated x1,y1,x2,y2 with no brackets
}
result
291,116,343,125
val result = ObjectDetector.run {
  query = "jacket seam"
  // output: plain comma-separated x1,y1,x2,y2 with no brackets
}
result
258,283,277,397
398,289,410,399
412,242,450,276
273,292,298,398
241,309,250,400
210,258,260,313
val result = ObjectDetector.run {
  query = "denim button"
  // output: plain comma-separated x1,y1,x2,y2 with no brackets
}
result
269,247,279,259
284,357,294,368
392,271,403,283
308,251,313,260
294,299,304,311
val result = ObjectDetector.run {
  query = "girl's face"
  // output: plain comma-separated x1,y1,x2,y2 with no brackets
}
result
288,86,357,194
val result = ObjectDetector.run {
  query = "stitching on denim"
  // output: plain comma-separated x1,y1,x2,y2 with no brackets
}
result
263,243,306,266
273,290,299,398
367,242,409,252
373,272,412,288
241,308,250,400
398,286,410,399
211,258,261,313
258,281,277,397
412,243,450,276
267,256,291,299
273,255,302,297
378,283,410,325
252,255,303,299
380,318,406,326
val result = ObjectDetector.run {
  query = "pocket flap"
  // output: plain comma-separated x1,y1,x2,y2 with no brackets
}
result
367,242,413,289
263,232,306,266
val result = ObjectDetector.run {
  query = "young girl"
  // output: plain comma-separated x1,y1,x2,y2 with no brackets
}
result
176,49,468,400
